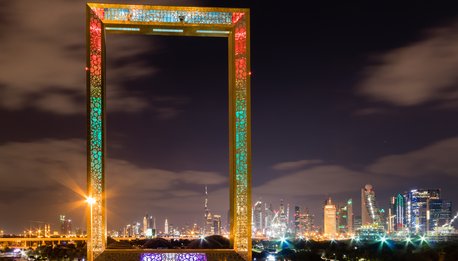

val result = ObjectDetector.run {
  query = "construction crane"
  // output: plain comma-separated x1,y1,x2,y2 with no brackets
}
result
442,211,458,228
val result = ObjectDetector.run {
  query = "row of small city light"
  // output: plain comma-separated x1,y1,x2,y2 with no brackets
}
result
274,234,431,245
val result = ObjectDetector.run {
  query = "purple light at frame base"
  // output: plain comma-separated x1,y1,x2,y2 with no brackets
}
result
141,253,207,261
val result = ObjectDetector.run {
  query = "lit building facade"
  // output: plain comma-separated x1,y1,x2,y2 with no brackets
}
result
361,184,381,226
353,215,362,231
59,215,72,235
44,224,51,237
427,199,452,232
387,194,405,232
143,214,148,236
337,199,353,234
279,200,287,227
393,194,405,231
301,209,315,233
405,189,440,233
213,215,222,235
294,206,300,237
253,201,263,235
290,206,316,238
347,199,353,234
324,197,337,237
264,204,274,234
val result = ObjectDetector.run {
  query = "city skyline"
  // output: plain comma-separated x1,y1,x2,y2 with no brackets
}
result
1,0,458,235
1,184,455,236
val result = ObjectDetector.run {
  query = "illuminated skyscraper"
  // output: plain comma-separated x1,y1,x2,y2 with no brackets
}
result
148,216,153,229
278,200,288,236
143,214,148,235
125,224,132,237
153,217,156,230
388,196,396,232
302,208,315,233
392,194,405,231
427,198,451,232
133,222,140,236
292,206,315,237
337,199,353,234
294,206,300,237
253,201,263,235
264,203,274,235
59,215,72,235
347,199,353,233
164,219,169,235
361,184,381,226
286,203,290,227
204,186,209,220
324,197,337,236
213,215,222,235
279,200,286,224
203,186,214,235
44,224,51,237
405,189,440,233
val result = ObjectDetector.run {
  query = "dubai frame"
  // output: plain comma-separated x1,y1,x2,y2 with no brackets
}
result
86,3,251,261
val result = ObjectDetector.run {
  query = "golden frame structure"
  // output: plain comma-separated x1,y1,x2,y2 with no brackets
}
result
86,3,251,261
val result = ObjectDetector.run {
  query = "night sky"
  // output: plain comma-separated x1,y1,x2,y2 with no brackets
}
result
1,1,458,234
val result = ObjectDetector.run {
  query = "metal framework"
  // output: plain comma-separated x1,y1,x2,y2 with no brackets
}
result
86,3,251,261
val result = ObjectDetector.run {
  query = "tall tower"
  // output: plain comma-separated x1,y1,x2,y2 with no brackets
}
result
148,216,153,230
324,197,337,237
294,206,300,238
153,217,156,230
213,215,222,235
143,214,148,235
302,208,315,233
361,184,381,226
337,199,353,234
60,215,66,235
279,200,287,236
286,203,290,225
405,189,440,233
427,199,452,231
203,186,213,235
347,199,353,233
164,218,169,235
253,201,263,234
393,194,405,231
204,186,209,220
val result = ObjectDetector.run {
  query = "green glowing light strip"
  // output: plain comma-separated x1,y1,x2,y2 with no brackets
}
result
196,30,230,34
152,28,183,33
105,27,140,31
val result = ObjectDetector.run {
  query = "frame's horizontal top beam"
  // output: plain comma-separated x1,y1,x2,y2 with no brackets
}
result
87,3,248,26
88,3,249,13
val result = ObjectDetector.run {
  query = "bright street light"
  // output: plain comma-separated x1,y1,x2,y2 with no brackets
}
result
86,196,96,205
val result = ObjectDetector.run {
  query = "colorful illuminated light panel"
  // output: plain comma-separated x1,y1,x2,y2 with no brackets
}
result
86,3,251,261
141,253,207,261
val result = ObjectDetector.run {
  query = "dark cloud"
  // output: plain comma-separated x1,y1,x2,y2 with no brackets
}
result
0,139,226,233
368,136,458,177
0,0,187,116
358,20,458,107
262,136,458,199
256,165,388,198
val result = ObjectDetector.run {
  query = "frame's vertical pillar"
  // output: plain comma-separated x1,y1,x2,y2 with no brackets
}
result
230,12,251,260
87,6,106,261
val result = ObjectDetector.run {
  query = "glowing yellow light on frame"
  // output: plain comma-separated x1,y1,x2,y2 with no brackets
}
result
86,196,96,205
